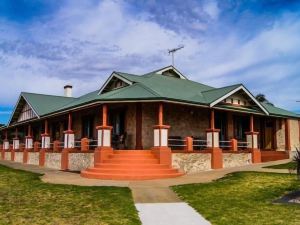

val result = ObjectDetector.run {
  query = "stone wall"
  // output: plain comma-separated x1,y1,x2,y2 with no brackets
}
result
290,119,300,151
142,103,210,149
14,152,23,163
172,153,211,174
68,153,94,171
125,103,136,149
28,152,39,165
276,118,286,150
5,152,11,160
223,153,252,168
45,152,61,169
142,103,156,149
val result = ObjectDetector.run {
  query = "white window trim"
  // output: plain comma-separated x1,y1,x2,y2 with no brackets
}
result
98,72,133,95
209,85,269,115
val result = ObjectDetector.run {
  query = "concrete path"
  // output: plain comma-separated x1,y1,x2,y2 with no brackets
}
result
136,203,211,225
0,159,293,225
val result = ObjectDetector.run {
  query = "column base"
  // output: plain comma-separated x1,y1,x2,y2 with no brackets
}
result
23,149,29,164
39,149,46,166
94,147,113,165
11,149,15,161
151,146,172,166
206,147,223,169
61,148,70,170
249,148,261,163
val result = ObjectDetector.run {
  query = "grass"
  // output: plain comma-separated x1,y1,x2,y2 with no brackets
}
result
0,165,140,225
263,161,297,170
173,172,300,225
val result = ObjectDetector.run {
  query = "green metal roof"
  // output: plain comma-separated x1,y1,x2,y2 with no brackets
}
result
7,67,300,126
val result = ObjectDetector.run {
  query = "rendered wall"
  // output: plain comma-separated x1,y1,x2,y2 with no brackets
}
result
5,152,11,160
172,153,211,174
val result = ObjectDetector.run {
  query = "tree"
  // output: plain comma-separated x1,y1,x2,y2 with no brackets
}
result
255,93,274,106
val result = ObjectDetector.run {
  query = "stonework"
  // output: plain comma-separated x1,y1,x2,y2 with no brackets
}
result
142,103,156,149
276,118,286,150
68,153,94,171
28,152,39,165
45,152,61,169
14,152,23,163
125,103,136,149
290,119,300,151
5,152,11,160
172,153,211,174
223,153,252,168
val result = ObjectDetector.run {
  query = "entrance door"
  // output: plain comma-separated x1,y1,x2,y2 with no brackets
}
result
109,108,126,149
264,120,273,149
233,115,249,141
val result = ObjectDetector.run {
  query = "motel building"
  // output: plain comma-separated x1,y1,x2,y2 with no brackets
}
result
0,66,299,180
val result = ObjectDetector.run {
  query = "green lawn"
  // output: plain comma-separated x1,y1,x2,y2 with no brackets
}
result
173,172,300,225
0,165,140,225
264,161,297,170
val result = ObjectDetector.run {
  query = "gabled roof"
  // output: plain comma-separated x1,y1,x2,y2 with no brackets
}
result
4,66,300,127
203,84,269,115
8,92,75,125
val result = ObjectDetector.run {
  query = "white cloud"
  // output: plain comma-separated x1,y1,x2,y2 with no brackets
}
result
0,0,299,115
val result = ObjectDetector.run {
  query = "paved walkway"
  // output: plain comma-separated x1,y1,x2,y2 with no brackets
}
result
0,159,293,225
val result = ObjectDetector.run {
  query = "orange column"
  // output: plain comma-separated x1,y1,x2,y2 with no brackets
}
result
250,114,254,132
285,119,291,151
102,104,107,126
158,102,163,126
210,109,215,130
68,113,72,131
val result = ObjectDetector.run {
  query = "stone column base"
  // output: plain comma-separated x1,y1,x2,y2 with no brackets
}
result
1,149,5,160
94,147,113,166
151,146,172,166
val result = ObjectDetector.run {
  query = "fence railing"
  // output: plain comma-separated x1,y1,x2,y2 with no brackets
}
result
193,139,207,150
168,137,186,150
237,141,249,150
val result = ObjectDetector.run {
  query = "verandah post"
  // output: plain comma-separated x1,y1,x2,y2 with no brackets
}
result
24,124,33,164
94,104,113,165
245,114,261,163
61,112,75,170
40,120,50,166
151,102,172,166
206,109,223,169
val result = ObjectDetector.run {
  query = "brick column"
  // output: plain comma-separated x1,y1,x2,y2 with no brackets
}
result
246,114,261,163
184,136,193,152
40,120,49,167
94,104,113,165
151,103,172,166
12,128,19,151
135,102,143,149
206,109,222,169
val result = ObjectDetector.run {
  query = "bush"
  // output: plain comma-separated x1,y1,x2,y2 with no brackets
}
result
293,148,300,180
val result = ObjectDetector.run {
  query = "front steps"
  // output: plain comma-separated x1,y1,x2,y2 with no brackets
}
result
81,150,183,180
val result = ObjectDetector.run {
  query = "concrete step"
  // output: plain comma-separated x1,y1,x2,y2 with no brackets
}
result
95,163,170,169
86,167,179,174
103,158,159,164
81,171,184,180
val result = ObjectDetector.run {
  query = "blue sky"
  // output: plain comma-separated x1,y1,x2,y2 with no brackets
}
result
0,0,300,124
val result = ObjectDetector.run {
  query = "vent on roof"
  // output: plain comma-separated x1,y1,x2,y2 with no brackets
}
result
64,85,73,97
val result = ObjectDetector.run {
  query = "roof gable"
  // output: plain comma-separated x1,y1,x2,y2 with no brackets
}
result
98,72,134,95
205,85,269,115
145,65,188,80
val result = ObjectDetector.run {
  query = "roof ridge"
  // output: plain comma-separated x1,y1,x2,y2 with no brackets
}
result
202,83,242,93
21,92,77,99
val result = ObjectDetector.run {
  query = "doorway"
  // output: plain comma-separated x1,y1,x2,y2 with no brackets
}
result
109,107,126,149
233,115,249,141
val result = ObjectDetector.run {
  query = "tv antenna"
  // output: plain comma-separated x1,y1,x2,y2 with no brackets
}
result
168,45,184,66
